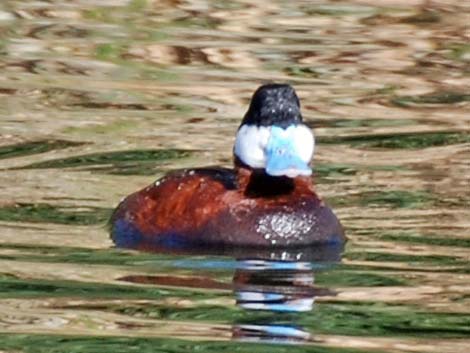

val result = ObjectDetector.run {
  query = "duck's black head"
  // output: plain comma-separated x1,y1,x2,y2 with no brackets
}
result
240,83,303,129
234,84,315,178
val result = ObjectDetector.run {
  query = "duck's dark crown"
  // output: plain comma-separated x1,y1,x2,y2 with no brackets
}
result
240,83,303,128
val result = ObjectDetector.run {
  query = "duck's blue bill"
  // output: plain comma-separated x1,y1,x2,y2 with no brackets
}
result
265,126,311,177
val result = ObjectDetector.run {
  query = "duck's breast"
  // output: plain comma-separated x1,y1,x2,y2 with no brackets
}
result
204,189,344,246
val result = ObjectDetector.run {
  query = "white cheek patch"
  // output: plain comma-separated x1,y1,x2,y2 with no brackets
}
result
234,123,315,178
291,124,315,164
234,124,270,168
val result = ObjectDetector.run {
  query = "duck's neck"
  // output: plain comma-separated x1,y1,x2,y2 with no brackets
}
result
234,158,312,198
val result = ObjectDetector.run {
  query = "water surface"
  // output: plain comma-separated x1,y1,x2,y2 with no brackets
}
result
0,0,469,352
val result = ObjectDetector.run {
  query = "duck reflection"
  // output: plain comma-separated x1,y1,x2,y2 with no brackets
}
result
231,245,341,343
234,259,316,313
114,240,342,345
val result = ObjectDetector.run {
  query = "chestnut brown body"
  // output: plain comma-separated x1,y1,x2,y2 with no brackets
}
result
110,166,344,249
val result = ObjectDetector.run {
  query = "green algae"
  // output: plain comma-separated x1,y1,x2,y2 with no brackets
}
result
378,232,470,248
315,163,405,182
0,334,376,353
446,43,470,61
100,300,470,339
0,140,85,160
0,244,407,287
95,43,126,60
344,251,468,266
361,190,434,209
315,270,406,287
19,149,192,175
318,131,470,149
321,118,414,128
302,302,470,338
0,203,112,225
391,92,470,107
329,190,434,209
0,273,220,300
173,16,221,30
0,244,192,268
304,4,376,16
315,163,358,177
128,0,147,12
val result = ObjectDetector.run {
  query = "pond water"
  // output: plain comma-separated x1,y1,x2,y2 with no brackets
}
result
0,0,469,352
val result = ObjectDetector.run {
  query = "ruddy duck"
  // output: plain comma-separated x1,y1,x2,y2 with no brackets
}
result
111,84,344,249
